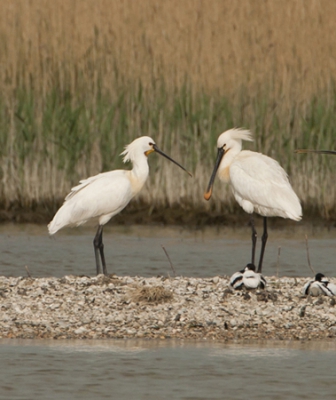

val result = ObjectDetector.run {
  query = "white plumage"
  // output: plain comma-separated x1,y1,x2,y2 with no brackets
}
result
205,128,302,273
48,170,135,234
229,150,301,219
303,273,336,297
48,136,190,275
230,263,266,290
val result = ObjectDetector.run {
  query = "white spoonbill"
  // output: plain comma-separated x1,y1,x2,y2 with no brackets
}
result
48,136,191,275
303,273,336,297
204,128,302,273
230,263,266,290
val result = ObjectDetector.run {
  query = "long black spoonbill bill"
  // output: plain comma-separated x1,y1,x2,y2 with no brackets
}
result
48,136,191,275
295,149,336,156
204,128,302,273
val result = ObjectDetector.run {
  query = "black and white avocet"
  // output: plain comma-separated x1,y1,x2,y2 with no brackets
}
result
303,273,336,297
230,263,266,290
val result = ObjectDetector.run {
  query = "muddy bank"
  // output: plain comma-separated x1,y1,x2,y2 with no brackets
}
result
1,274,336,341
0,202,335,228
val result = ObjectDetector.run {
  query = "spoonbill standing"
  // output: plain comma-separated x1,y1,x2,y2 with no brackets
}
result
204,128,302,273
48,136,191,275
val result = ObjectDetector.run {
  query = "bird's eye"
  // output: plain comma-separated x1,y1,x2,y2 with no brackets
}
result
223,144,226,148
149,142,154,146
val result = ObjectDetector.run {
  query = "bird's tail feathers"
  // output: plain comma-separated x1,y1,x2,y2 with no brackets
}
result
48,217,65,235
48,205,72,235
48,219,60,235
283,193,302,221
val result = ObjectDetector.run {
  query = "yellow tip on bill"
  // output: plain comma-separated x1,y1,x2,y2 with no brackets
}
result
204,190,212,201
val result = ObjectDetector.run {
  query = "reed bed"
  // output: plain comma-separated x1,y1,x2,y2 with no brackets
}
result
0,0,336,222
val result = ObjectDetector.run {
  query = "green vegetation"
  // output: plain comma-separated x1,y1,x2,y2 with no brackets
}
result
0,0,335,221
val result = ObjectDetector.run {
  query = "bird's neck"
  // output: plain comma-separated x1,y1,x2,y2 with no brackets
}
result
218,148,240,183
130,155,150,194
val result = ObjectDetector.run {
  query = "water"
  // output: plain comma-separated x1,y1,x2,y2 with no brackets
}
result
1,223,336,399
0,223,336,278
0,339,335,400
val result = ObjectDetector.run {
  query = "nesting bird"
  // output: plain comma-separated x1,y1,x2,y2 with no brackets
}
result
230,263,267,290
48,136,191,275
204,128,302,273
303,273,336,297
296,149,336,296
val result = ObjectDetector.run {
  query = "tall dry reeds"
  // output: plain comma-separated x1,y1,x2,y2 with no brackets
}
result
0,0,336,220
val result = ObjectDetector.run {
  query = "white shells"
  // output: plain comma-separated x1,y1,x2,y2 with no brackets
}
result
0,275,335,340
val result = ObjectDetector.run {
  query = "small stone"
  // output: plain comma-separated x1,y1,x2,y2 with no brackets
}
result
243,292,251,301
299,305,306,318
74,327,87,335
314,297,324,305
0,275,330,341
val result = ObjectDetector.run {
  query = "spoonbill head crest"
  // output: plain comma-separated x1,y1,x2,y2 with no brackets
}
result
121,136,156,163
121,136,192,176
216,128,254,151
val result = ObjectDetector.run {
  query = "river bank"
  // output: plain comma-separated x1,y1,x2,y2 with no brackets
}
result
1,274,335,341
1,203,335,227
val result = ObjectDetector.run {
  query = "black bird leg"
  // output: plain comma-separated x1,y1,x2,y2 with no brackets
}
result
250,215,257,265
257,217,268,273
93,225,108,275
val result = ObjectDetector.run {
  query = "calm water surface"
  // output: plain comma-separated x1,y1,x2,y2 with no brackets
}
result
1,224,336,399
0,223,336,278
0,339,336,400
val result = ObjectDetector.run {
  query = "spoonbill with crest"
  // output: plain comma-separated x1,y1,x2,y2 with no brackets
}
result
48,136,191,275
204,128,302,273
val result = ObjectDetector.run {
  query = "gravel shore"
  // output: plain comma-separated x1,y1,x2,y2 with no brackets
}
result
1,274,336,341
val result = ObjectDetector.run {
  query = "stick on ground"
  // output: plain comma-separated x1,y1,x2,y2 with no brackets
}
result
161,245,176,277
276,246,281,279
25,265,32,278
305,234,316,275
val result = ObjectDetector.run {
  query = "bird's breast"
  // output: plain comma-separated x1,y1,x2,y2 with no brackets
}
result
218,165,231,183
128,171,148,195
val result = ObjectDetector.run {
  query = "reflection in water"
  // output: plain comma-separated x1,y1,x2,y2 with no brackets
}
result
0,339,336,400
1,223,336,278
3,337,336,353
